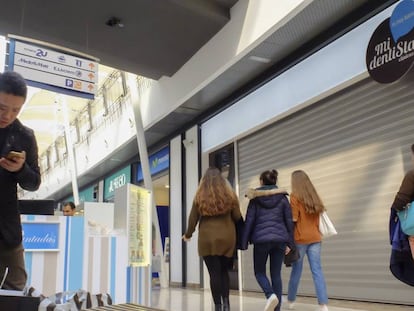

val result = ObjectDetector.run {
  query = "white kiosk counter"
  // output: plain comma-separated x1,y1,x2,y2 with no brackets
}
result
22,202,129,303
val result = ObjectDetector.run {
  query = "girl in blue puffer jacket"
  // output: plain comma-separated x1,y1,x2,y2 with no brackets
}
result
241,169,294,311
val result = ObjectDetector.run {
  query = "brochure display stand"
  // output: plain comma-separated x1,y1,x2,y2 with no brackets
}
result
115,183,152,306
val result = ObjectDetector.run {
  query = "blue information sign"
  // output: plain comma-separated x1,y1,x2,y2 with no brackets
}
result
136,146,169,182
7,38,99,99
22,222,59,251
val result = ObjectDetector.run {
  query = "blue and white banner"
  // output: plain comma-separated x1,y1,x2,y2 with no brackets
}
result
22,222,59,251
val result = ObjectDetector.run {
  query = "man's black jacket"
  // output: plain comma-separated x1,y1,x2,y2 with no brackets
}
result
0,119,41,247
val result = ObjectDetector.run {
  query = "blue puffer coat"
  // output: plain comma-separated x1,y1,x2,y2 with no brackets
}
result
241,186,294,250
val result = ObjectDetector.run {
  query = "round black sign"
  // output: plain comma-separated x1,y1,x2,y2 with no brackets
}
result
366,18,414,84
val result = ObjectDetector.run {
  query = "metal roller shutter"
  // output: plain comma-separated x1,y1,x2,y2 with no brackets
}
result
238,77,414,304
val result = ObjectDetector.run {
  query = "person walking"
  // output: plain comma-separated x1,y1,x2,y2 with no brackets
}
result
183,167,243,311
287,170,329,311
389,144,414,285
0,71,41,290
241,169,294,311
390,144,414,213
391,144,414,259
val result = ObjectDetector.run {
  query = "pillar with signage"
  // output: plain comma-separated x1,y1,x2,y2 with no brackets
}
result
128,71,166,297
135,147,170,286
114,183,152,305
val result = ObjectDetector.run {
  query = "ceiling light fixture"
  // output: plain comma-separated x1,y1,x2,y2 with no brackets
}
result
249,55,271,63
110,158,122,162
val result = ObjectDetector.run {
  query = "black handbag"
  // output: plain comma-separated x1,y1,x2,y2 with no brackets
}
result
284,247,300,267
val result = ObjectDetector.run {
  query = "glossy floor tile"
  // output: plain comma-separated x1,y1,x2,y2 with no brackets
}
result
151,287,413,311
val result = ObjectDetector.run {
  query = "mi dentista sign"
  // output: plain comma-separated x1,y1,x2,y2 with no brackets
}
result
366,0,414,84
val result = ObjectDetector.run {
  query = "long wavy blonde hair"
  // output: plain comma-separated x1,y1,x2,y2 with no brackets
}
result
291,170,325,214
194,167,239,216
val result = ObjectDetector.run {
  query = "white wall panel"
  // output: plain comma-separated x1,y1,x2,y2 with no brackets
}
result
170,135,183,284
185,126,200,285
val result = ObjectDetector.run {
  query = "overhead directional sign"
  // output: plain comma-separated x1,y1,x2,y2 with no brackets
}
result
8,38,99,99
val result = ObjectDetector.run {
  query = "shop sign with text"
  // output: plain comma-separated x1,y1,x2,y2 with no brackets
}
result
366,0,414,83
104,166,131,200
22,222,59,251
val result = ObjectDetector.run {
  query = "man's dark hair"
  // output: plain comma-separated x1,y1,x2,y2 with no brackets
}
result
411,144,414,154
0,71,28,99
63,201,76,210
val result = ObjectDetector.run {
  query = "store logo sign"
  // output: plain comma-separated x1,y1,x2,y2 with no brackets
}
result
136,147,169,183
366,0,414,83
108,174,127,192
104,165,131,200
22,223,59,251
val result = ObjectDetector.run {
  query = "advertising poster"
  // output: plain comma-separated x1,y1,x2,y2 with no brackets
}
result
128,185,151,266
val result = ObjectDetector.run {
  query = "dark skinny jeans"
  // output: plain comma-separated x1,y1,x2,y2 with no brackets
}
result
203,255,232,305
254,242,285,311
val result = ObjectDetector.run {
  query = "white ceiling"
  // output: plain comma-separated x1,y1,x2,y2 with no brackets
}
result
0,0,238,79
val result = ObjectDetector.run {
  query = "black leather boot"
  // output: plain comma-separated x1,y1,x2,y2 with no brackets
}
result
214,304,222,311
223,297,230,311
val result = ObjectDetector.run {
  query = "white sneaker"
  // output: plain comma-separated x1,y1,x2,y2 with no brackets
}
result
317,305,328,311
264,294,278,311
287,301,295,309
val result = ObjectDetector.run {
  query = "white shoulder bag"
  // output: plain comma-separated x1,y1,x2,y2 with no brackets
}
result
319,211,337,238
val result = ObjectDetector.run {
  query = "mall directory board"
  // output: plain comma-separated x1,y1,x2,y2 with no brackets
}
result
7,36,99,99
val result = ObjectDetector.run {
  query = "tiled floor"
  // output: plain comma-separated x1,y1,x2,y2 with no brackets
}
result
151,287,414,311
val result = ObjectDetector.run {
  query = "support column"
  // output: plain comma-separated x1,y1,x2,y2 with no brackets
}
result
59,95,80,205
128,73,166,305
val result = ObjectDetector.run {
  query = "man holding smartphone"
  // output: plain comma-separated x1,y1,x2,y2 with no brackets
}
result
0,71,41,290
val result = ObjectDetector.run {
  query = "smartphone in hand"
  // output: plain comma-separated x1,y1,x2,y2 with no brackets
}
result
6,151,24,160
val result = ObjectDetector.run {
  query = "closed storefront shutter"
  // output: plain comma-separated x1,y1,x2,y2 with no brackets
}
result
238,77,414,304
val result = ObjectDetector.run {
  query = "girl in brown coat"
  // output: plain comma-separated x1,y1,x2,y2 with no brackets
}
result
183,167,243,311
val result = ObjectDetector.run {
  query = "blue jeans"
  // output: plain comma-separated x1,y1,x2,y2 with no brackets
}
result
253,242,285,311
287,242,328,304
